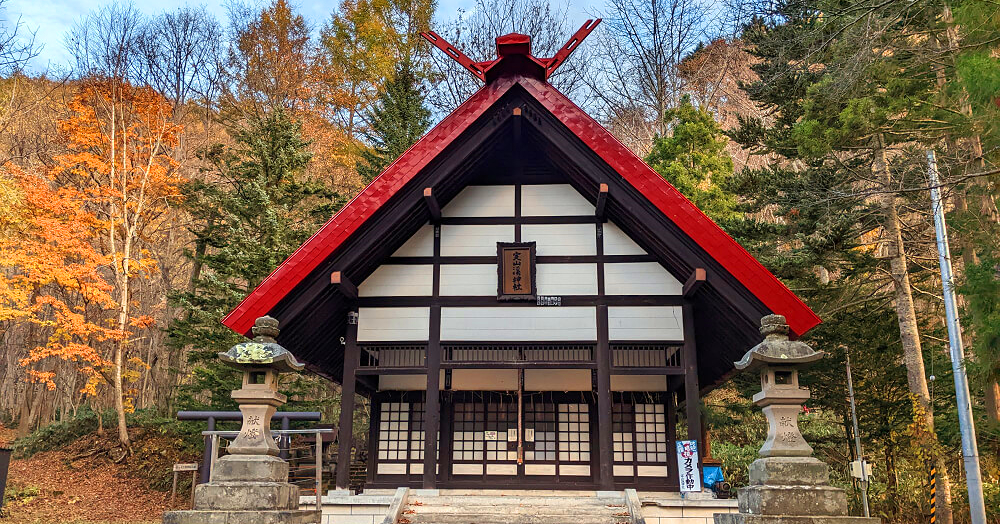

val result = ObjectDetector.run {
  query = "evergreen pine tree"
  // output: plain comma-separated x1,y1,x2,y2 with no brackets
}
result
168,107,341,409
356,63,431,183
727,2,983,519
644,95,738,223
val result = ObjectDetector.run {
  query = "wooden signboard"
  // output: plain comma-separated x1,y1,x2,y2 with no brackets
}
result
497,242,536,301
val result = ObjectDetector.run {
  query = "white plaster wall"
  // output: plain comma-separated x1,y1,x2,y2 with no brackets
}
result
522,224,597,256
439,264,497,296
391,223,434,257
357,307,430,341
440,224,515,256
450,369,519,390
379,372,444,391
604,262,682,295
442,185,515,217
520,184,595,216
536,263,598,295
603,222,646,255
358,265,432,297
611,374,667,391
608,306,684,341
440,307,597,341
523,369,591,391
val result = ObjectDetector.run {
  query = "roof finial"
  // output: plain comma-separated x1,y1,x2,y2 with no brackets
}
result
420,19,601,84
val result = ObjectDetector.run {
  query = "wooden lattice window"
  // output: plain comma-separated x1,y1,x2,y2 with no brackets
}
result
524,400,557,462
452,402,485,462
377,402,410,462
612,403,635,464
485,400,518,462
634,403,669,463
557,403,591,463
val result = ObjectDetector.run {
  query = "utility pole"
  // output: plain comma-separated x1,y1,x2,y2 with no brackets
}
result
845,349,870,517
926,149,986,524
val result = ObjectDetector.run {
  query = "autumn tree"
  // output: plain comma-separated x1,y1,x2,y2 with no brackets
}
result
223,0,311,118
51,78,181,448
1,167,117,432
317,0,434,139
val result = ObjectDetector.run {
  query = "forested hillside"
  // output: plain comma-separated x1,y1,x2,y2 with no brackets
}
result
0,0,997,522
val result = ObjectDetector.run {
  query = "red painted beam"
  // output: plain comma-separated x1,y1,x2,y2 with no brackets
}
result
420,31,486,82
544,19,601,78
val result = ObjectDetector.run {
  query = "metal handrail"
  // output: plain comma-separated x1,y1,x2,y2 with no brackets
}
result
204,428,337,513
201,429,336,436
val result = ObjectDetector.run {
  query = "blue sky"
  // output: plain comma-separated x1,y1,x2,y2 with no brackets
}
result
5,0,598,73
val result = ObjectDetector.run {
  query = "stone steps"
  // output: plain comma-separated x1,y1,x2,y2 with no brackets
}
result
401,494,631,524
402,513,631,524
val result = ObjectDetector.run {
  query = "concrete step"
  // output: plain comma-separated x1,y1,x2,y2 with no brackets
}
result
404,514,630,524
405,504,627,515
401,493,631,524
407,496,622,506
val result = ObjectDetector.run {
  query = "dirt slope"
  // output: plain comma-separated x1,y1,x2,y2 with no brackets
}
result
1,424,194,524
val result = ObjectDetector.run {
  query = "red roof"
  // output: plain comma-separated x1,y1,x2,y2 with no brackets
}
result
223,47,820,339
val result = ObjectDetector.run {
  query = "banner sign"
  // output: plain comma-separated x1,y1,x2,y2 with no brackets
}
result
676,440,702,492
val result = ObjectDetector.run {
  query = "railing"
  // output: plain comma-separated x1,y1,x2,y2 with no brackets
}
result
360,344,426,368
202,428,336,512
444,343,595,363
177,410,322,483
610,344,682,368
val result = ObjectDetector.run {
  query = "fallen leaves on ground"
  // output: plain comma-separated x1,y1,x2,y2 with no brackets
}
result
1,424,191,524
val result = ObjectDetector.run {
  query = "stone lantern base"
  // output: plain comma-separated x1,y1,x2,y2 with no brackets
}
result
163,455,320,524
714,457,879,524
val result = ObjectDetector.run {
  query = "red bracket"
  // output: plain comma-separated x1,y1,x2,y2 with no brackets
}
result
544,19,601,78
420,31,487,82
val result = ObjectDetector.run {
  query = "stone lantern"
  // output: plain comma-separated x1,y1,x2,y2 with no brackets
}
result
218,315,303,457
164,316,320,524
734,314,823,459
715,315,878,524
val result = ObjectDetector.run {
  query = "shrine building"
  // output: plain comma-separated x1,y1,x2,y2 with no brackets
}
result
221,26,820,493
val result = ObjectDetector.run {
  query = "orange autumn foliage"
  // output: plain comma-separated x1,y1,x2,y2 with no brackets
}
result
51,78,182,432
6,78,181,429
2,166,116,391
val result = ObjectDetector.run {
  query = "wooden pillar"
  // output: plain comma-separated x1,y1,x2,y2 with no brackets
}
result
336,311,359,491
423,305,441,488
666,386,679,490
682,302,703,470
596,304,614,490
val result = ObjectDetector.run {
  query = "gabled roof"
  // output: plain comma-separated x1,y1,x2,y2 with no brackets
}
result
223,64,820,338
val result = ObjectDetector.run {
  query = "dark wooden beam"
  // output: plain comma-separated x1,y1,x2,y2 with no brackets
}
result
356,294,685,308
683,267,706,297
335,311,359,490
441,361,598,370
423,187,441,223
682,302,703,472
355,367,427,375
608,366,686,375
595,183,608,219
666,389,679,490
330,271,357,300
423,305,441,488
513,107,522,143
595,305,614,490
